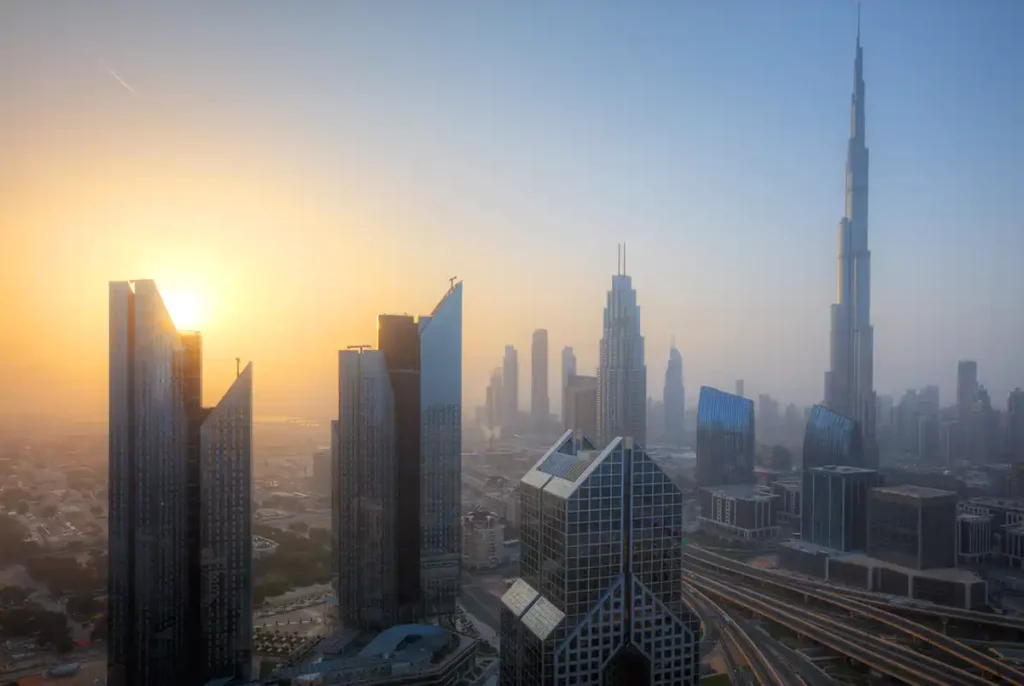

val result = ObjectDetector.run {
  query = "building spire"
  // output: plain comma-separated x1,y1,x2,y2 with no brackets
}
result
856,2,861,48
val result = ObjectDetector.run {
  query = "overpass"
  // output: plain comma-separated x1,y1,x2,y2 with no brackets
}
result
684,545,1024,684
685,569,994,686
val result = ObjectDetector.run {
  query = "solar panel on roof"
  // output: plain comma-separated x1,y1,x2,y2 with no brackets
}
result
538,452,578,478
562,459,590,482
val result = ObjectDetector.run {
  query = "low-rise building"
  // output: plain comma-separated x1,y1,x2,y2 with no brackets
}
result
802,466,881,551
698,483,777,541
868,484,957,570
956,513,992,566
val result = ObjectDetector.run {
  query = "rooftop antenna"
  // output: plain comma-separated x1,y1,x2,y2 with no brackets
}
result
236,357,241,378
856,2,861,46
623,243,627,275
347,344,372,352
449,275,458,293
617,244,621,275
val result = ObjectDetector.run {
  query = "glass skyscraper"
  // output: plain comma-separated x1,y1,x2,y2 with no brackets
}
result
499,432,699,685
334,282,462,629
695,386,755,488
108,280,252,686
598,252,646,448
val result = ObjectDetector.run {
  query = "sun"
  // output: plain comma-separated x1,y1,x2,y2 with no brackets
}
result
162,289,205,331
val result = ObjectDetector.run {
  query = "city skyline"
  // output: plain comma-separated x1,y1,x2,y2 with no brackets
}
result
3,2,1023,423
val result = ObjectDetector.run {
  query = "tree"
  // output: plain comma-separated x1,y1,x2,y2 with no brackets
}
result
40,505,58,520
289,521,309,534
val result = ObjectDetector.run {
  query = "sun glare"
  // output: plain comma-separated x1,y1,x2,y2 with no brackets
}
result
162,289,205,331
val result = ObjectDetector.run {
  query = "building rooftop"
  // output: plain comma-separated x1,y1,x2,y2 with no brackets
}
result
700,483,775,501
871,484,956,499
966,497,1024,511
957,513,991,522
812,465,877,475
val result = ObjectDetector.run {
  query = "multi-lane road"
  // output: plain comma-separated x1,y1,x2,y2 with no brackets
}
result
684,544,1024,685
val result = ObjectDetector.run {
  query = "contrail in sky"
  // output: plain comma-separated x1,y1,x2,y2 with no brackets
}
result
108,69,136,94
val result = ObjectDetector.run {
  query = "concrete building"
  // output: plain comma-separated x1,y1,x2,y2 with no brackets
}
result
531,329,549,429
461,510,504,570
108,280,253,686
734,379,744,398
597,246,647,448
956,513,992,566
499,432,699,685
802,466,881,552
959,497,1024,561
771,478,801,525
697,483,778,542
867,485,957,570
485,367,503,431
564,374,598,441
695,386,755,488
1007,388,1024,464
335,282,462,630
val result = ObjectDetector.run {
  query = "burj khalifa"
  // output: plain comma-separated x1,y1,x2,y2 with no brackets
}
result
824,11,876,468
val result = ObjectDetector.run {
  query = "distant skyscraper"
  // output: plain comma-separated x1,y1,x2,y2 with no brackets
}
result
803,404,865,471
561,346,576,421
598,247,646,447
957,360,979,422
485,367,504,429
564,374,598,440
531,329,549,428
502,345,519,428
734,379,745,398
824,18,877,470
664,344,685,445
499,433,699,685
335,282,462,629
1008,389,1024,464
108,280,252,686
696,386,755,488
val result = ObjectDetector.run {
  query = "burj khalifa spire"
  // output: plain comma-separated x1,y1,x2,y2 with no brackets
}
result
825,6,876,468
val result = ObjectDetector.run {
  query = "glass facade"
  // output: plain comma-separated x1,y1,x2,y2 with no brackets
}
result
500,432,699,685
419,282,462,619
695,386,755,488
803,404,864,470
108,281,190,686
334,282,462,628
335,350,400,629
109,281,254,685
199,363,253,681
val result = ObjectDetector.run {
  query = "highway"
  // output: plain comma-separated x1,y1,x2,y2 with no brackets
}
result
681,579,785,685
685,545,1024,684
685,569,993,686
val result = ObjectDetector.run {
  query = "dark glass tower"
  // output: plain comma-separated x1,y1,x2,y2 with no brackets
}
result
108,280,252,686
695,386,755,488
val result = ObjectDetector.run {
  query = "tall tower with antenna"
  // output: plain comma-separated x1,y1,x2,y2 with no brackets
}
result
598,244,646,447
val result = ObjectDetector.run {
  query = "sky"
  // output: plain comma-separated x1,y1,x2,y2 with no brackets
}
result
1,0,1022,422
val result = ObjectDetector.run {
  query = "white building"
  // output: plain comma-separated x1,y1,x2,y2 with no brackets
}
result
461,510,503,569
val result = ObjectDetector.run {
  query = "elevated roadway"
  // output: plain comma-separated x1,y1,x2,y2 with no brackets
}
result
685,545,1024,684
681,581,785,685
686,569,994,686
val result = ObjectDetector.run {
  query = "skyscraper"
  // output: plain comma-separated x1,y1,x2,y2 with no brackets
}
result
957,360,979,421
734,379,745,398
499,432,699,685
824,15,877,470
485,367,504,430
561,346,576,421
664,344,685,445
531,329,549,429
695,386,755,488
502,345,519,429
334,282,462,629
108,280,252,686
564,374,598,440
598,247,646,447
1008,388,1024,464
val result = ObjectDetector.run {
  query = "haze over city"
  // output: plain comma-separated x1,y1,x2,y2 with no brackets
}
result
2,0,1022,423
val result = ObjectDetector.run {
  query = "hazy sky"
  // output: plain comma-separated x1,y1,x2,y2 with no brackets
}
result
1,1,1022,422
